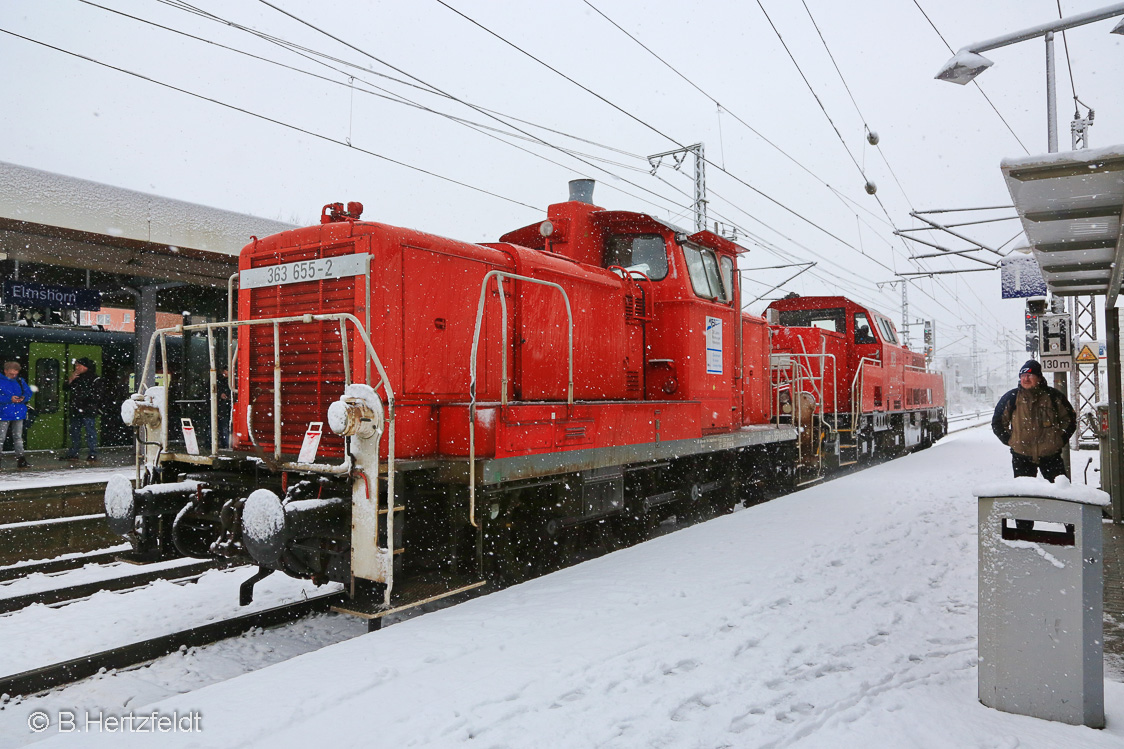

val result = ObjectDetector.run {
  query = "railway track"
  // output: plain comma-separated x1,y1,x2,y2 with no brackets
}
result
947,411,990,434
0,548,132,584
0,560,229,615
0,590,346,698
0,479,122,566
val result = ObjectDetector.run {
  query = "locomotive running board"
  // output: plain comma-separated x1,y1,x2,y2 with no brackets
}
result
440,424,799,486
331,574,487,620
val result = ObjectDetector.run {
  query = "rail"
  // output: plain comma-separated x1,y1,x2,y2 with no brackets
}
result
467,271,574,527
0,590,345,698
0,560,223,615
0,550,125,584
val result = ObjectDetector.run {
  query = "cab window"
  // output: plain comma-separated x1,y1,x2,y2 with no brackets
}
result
719,256,735,304
682,244,730,302
604,234,668,280
777,307,845,333
854,313,877,344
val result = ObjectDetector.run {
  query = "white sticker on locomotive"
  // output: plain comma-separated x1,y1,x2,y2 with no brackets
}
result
181,418,199,455
240,253,369,289
706,316,723,375
298,422,324,464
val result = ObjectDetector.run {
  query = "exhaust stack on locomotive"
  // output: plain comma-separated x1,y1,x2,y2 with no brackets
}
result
105,182,944,622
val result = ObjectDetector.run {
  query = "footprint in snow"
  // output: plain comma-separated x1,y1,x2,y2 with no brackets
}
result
671,695,713,721
663,659,699,675
550,687,587,708
734,638,761,657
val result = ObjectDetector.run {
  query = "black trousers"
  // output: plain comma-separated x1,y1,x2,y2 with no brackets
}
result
1011,451,1067,482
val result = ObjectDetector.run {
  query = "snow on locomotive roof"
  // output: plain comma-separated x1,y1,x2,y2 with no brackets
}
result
0,160,296,255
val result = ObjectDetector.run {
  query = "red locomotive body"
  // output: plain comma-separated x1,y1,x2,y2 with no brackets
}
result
234,186,780,470
112,181,800,620
766,295,946,472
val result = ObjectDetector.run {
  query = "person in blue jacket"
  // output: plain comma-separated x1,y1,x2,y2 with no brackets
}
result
0,361,31,469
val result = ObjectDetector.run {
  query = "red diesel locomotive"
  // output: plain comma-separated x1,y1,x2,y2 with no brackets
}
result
107,180,945,622
767,295,947,479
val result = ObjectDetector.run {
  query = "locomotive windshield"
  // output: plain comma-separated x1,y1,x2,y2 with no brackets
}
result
682,243,732,303
776,307,845,333
604,234,668,280
875,316,899,344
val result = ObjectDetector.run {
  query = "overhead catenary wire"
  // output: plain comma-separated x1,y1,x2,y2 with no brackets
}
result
768,4,1014,341
141,0,651,162
563,2,1010,337
1056,0,1090,119
577,0,991,329
79,0,653,175
254,0,944,324
796,0,916,214
152,0,705,220
910,0,1031,155
248,0,769,243
66,2,1011,348
0,27,542,213
579,0,895,232
77,0,892,298
429,0,869,255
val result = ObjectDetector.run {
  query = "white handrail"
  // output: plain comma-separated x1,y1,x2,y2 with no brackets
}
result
467,270,575,527
137,313,394,477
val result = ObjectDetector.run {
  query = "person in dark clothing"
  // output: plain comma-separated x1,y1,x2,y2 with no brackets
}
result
60,357,102,461
215,367,231,449
992,359,1076,482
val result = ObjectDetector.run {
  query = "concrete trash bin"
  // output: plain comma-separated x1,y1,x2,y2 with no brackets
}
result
975,476,1109,729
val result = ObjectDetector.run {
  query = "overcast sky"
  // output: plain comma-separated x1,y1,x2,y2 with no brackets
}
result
1,0,1122,375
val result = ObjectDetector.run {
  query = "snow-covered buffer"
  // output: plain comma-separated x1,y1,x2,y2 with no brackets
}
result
103,474,200,537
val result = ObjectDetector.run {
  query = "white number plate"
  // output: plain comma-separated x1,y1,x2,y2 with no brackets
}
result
241,253,368,289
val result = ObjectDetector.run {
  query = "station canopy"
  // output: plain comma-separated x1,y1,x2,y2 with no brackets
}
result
1002,144,1124,306
0,160,294,287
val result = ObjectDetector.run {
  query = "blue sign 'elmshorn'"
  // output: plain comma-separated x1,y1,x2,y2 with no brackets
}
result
1,280,102,311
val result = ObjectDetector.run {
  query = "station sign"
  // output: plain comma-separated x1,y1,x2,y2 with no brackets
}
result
1041,355,1073,373
1,280,101,311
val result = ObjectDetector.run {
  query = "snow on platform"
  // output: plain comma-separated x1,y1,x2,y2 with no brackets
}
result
28,427,1124,747
0,467,133,494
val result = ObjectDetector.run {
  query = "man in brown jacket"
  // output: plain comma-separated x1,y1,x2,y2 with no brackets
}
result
991,359,1077,481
